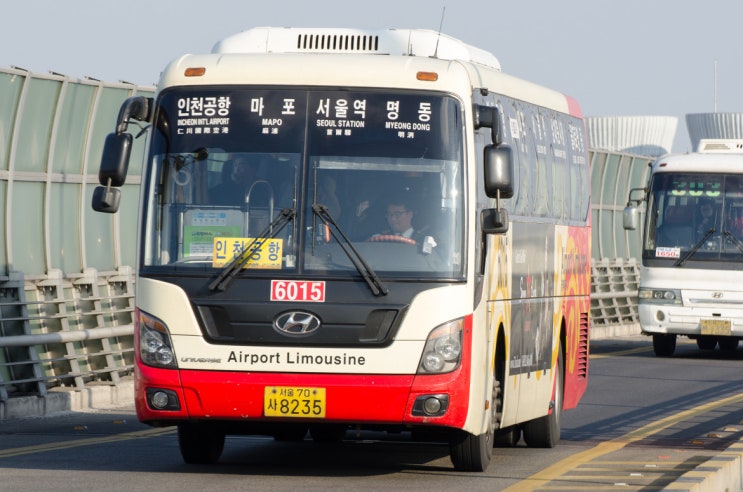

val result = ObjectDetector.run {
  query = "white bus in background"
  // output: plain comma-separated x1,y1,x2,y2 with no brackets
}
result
93,27,591,471
625,139,743,356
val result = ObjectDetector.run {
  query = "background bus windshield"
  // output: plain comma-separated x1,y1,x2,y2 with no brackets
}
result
644,172,743,263
142,87,465,279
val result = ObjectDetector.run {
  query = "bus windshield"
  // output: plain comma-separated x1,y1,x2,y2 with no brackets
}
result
644,172,743,264
141,87,465,280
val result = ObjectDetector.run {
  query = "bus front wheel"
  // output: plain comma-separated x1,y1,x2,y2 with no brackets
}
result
177,423,225,464
449,427,493,472
652,334,676,357
450,366,496,471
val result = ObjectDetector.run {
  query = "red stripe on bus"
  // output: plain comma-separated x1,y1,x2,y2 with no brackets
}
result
564,94,584,118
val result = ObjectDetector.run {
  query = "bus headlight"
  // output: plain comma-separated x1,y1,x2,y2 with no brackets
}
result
137,310,178,369
638,288,682,305
417,318,463,374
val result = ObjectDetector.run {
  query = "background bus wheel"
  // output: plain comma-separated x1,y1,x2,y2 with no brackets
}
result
178,423,225,464
718,336,739,354
309,424,347,443
696,336,718,350
273,424,308,441
522,348,563,448
493,426,521,447
652,334,676,357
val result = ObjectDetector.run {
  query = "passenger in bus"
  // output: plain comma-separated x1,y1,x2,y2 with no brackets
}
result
210,156,260,206
315,175,341,219
725,201,743,239
696,197,718,237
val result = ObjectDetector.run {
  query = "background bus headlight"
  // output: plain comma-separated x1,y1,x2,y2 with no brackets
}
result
418,318,463,374
638,288,682,305
137,310,177,368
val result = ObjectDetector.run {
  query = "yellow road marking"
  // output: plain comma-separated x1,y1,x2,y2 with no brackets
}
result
0,427,175,458
504,391,743,491
591,346,651,359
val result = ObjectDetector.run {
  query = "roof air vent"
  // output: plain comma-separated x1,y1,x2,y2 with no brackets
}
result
296,32,380,52
697,139,743,154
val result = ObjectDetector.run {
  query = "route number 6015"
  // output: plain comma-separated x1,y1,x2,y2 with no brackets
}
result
270,280,326,302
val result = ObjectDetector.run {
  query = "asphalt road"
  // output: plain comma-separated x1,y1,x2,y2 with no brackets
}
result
1,335,742,491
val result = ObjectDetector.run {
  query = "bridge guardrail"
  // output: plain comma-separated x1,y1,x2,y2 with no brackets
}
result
0,268,134,403
591,257,640,330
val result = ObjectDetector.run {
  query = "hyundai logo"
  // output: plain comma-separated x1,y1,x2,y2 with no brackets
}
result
273,311,321,337
712,292,723,299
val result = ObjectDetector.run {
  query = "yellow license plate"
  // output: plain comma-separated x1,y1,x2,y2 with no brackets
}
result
264,386,326,418
700,318,732,336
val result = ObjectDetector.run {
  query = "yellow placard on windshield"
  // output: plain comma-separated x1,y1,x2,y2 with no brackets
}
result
212,237,283,269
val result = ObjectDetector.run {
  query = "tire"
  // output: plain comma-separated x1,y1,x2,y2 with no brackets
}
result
449,427,493,472
696,336,718,350
718,337,739,354
652,334,677,357
493,426,521,447
273,424,308,441
309,424,347,443
450,346,498,471
522,347,563,448
177,423,225,464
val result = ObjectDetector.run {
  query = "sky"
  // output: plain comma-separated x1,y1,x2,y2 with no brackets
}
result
3,0,742,153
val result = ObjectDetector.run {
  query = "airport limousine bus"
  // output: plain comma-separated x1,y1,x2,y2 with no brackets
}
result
624,139,743,357
92,27,591,471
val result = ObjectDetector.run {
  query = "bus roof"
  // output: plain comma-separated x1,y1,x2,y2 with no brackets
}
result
653,140,743,173
697,139,743,153
212,27,501,71
158,27,580,118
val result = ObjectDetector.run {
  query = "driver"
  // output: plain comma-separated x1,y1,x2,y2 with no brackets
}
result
368,197,415,240
368,196,437,253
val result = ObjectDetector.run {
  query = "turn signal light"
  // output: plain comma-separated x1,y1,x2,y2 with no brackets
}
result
184,67,206,77
416,71,438,82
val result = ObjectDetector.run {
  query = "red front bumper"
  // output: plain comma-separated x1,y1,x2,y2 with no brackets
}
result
135,363,469,428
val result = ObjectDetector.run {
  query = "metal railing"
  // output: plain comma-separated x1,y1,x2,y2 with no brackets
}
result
590,258,640,328
0,268,134,402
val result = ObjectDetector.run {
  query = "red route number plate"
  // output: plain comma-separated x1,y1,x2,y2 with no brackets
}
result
271,280,325,302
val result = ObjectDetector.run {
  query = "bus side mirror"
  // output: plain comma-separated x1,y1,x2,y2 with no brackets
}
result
92,185,122,213
91,132,132,213
99,132,132,187
483,144,514,199
92,96,151,214
623,205,639,230
482,145,513,235
482,208,509,234
623,187,647,230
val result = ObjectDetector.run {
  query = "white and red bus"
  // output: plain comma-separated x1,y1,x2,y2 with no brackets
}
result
93,27,591,471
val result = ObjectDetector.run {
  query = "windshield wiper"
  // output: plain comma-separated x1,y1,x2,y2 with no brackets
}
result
675,228,715,267
724,230,743,254
209,208,296,292
313,204,388,296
